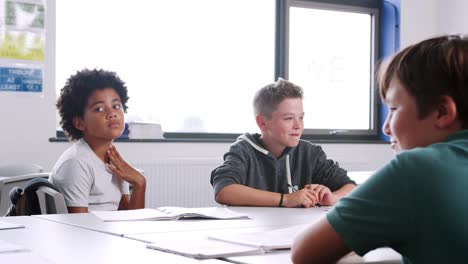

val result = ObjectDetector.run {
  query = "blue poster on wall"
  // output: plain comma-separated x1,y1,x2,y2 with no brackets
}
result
0,67,42,92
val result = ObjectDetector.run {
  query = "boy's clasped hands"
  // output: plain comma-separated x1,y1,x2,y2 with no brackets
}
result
283,184,334,208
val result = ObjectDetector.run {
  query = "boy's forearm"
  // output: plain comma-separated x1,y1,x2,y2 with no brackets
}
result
215,184,282,207
332,183,356,201
291,218,350,264
128,182,146,209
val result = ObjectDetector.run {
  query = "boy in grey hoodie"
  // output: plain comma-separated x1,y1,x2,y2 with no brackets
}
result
210,78,356,208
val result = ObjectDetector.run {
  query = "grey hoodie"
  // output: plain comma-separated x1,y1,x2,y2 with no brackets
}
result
210,133,355,195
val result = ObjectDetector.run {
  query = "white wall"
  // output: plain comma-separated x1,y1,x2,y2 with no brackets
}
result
436,0,468,35
400,0,468,48
400,0,438,47
3,0,466,172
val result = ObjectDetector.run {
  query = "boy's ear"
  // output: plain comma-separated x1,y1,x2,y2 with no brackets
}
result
256,114,267,132
73,117,85,131
434,96,458,129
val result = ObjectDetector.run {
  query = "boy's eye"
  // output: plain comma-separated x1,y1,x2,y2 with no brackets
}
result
114,104,122,110
95,107,104,112
388,106,397,111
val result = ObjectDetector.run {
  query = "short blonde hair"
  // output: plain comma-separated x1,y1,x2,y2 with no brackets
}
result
253,78,303,118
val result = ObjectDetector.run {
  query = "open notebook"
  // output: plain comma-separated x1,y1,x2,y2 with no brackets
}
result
146,224,308,259
91,207,249,222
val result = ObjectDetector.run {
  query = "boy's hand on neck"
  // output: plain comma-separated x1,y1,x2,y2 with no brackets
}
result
105,145,146,188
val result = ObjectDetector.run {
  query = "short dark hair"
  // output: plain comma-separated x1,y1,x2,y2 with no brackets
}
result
253,78,303,118
377,34,468,128
57,69,129,140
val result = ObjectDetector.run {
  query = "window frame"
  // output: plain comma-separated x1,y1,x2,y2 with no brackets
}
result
53,0,399,143
276,0,382,141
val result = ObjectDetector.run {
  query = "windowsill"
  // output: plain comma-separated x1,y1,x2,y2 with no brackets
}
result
48,137,237,143
49,132,389,144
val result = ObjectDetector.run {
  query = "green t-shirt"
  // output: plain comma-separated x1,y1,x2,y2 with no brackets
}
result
327,130,468,264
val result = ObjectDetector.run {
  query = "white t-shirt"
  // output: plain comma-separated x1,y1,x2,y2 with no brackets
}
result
49,139,129,211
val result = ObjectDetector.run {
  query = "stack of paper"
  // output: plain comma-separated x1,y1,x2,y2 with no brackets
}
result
91,207,249,222
127,121,164,139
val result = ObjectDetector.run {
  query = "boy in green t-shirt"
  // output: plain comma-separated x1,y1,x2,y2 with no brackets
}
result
292,35,468,263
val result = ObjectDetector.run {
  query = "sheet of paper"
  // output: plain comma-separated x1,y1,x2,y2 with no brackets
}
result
91,208,174,221
0,239,28,253
91,207,249,222
158,206,249,220
0,220,25,230
147,237,263,259
208,224,309,250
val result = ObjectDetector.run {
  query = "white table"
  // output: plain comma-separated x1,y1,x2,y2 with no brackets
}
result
224,207,401,264
348,171,375,185
225,248,402,264
0,216,225,264
33,206,331,237
3,207,402,263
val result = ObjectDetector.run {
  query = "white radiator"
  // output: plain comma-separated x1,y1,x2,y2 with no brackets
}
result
133,159,223,208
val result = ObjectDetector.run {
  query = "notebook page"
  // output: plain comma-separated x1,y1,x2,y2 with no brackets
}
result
91,208,174,221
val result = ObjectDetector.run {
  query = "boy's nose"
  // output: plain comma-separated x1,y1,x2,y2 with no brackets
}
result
382,117,391,136
107,110,118,119
293,119,302,129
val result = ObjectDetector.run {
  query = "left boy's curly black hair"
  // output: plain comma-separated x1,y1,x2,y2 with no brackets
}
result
57,68,129,140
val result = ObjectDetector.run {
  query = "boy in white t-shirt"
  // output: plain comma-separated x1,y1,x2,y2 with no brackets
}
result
50,69,146,213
